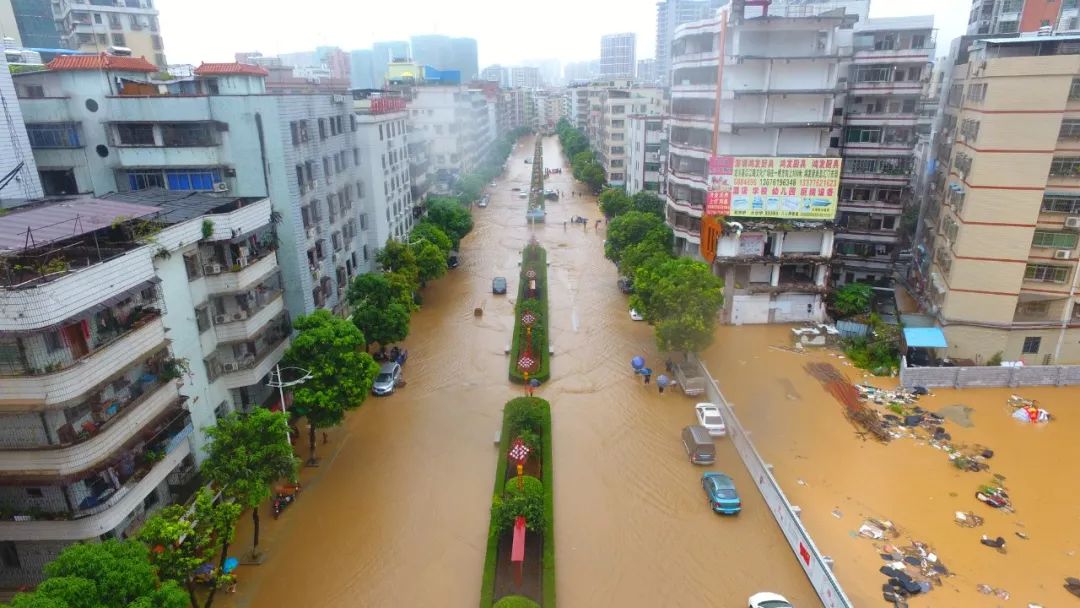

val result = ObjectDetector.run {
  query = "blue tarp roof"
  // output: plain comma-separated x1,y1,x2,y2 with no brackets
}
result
904,327,947,348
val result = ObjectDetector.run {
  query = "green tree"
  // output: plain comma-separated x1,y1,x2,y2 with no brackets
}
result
347,273,412,346
456,174,485,203
284,310,379,464
426,197,474,246
4,540,189,608
411,240,448,284
618,236,673,279
580,162,606,192
830,282,873,318
138,487,242,608
201,409,298,558
631,191,665,218
605,211,670,265
410,221,453,255
490,476,545,533
375,239,418,286
631,257,725,354
598,188,632,218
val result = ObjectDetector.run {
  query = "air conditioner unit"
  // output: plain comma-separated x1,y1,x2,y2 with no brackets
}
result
1054,249,1073,259
223,362,239,372
214,182,229,192
238,246,249,257
232,311,246,321
214,314,228,324
1065,216,1080,230
204,263,222,275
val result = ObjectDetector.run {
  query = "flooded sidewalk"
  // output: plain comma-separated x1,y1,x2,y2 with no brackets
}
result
219,136,817,607
704,324,1080,606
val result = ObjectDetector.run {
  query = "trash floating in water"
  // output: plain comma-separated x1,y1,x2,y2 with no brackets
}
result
976,584,1010,600
858,518,898,540
976,481,1014,512
874,536,949,602
831,508,843,519
1008,395,1053,423
954,511,984,528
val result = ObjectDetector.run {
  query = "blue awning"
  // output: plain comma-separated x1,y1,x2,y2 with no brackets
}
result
904,327,947,348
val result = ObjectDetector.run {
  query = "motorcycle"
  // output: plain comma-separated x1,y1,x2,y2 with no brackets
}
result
272,482,301,519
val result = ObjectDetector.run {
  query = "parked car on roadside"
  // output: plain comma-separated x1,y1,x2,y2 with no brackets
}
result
372,362,402,396
748,592,794,608
702,472,741,515
681,425,716,465
492,276,507,294
695,403,726,436
629,309,644,321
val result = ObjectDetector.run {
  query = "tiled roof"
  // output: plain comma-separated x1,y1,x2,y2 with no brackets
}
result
193,62,269,77
45,53,158,73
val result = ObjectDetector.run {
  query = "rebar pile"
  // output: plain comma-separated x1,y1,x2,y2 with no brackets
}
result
804,363,891,442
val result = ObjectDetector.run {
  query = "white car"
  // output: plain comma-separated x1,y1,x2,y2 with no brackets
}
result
629,309,644,321
748,592,793,608
695,403,726,437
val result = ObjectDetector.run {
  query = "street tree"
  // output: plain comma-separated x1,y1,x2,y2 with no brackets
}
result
598,188,631,218
4,540,189,608
426,197,474,246
201,409,298,558
283,310,379,464
410,221,453,256
138,487,242,608
347,273,411,346
618,236,673,279
631,257,724,354
580,162,606,192
412,240,448,284
605,211,670,265
631,191,666,219
375,239,418,286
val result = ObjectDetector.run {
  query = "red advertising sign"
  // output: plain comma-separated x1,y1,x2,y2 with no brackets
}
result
706,190,731,216
369,97,406,114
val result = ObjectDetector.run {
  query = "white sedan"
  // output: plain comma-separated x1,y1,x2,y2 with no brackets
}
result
695,403,726,437
629,309,644,321
748,592,793,608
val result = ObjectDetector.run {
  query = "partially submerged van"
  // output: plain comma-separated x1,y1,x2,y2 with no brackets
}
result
681,425,716,465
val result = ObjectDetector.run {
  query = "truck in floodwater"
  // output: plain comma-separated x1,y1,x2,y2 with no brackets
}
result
672,358,705,396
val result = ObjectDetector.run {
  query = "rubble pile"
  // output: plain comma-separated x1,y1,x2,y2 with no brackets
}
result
857,519,951,606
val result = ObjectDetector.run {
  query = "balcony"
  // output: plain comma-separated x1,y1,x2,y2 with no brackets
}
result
203,251,277,294
213,292,285,343
0,424,192,542
218,335,290,390
0,317,168,410
0,381,180,477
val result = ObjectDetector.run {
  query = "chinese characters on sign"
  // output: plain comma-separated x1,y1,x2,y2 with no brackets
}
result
706,156,843,220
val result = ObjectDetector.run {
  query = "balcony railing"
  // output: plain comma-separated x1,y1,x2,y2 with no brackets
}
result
203,251,278,294
214,296,286,343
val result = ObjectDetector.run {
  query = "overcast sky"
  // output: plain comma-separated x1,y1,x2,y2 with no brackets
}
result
157,0,969,68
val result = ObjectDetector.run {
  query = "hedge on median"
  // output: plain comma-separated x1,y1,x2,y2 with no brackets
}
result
508,242,550,383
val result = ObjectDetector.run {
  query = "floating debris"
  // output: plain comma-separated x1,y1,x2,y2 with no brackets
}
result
954,511,984,528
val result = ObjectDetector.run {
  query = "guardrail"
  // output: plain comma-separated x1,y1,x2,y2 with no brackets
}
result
691,353,852,607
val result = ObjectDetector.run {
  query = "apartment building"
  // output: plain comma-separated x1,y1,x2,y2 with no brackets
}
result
833,16,935,285
0,190,284,586
0,51,42,206
914,34,1080,364
666,2,855,324
600,33,636,79
590,86,663,186
53,0,165,67
655,0,727,88
535,89,566,132
496,88,536,134
625,114,667,195
405,86,494,181
967,0,1079,36
13,57,375,317
352,94,414,250
481,64,511,88
410,35,479,81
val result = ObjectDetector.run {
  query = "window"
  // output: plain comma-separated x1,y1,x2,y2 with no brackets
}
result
183,252,201,281
960,119,980,141
96,33,107,46
1050,157,1080,177
1032,230,1078,249
947,83,964,108
26,123,80,148
160,123,214,146
318,118,327,140
296,165,306,193
845,127,881,143
354,148,360,166
1041,195,1080,214
1071,79,1080,100
44,331,64,353
1060,119,1080,139
966,83,987,102
195,306,211,333
116,123,155,145
125,168,221,191
0,542,19,569
350,114,357,132
111,33,126,46
1022,336,1042,354
151,34,162,50
1025,264,1069,283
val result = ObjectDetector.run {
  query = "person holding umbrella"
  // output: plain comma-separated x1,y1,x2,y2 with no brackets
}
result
657,374,670,395
640,367,652,384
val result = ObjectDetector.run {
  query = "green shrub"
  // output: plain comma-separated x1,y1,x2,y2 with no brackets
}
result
509,244,550,383
493,596,540,608
504,397,545,434
517,428,541,459
491,475,544,533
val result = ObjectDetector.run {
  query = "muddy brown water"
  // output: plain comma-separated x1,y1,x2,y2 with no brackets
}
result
704,324,1080,607
221,136,818,607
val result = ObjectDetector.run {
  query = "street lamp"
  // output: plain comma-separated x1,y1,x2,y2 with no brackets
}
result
266,365,312,443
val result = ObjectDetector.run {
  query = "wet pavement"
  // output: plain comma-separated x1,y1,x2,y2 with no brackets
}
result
704,324,1080,607
221,135,818,607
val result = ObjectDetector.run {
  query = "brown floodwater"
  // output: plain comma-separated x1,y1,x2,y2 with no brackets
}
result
219,135,818,607
704,324,1080,607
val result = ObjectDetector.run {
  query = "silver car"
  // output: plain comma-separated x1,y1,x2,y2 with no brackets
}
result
372,362,402,396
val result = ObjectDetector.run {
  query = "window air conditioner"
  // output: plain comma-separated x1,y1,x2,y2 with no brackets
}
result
1054,249,1072,259
214,314,228,324
223,362,239,372
214,182,229,192
1065,216,1080,230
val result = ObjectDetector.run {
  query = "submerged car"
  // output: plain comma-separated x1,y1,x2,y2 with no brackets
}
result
492,276,507,294
629,309,644,321
617,276,633,294
695,403,726,436
372,362,402,396
702,472,741,515
748,592,794,608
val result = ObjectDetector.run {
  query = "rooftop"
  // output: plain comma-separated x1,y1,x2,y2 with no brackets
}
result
194,62,269,77
45,53,158,73
100,190,267,224
854,15,935,33
0,198,160,256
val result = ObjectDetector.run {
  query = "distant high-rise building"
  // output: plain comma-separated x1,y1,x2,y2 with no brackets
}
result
410,35,479,81
600,33,636,79
9,0,61,49
371,41,410,86
481,64,511,88
350,49,377,89
523,58,562,87
53,0,167,67
636,58,656,84
510,66,541,89
655,0,728,88
967,0,1075,35
564,60,599,83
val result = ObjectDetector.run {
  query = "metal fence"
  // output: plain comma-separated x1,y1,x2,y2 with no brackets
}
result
899,357,1080,388
691,354,852,608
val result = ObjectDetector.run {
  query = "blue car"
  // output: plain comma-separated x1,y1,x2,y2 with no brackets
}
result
702,472,741,515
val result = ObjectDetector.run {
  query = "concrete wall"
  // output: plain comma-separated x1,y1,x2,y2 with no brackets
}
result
0,53,43,206
900,357,1080,388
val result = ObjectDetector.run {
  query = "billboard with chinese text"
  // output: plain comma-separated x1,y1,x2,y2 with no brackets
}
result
707,156,842,220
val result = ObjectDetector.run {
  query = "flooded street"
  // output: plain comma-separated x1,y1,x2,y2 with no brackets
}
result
705,325,1080,606
221,135,817,607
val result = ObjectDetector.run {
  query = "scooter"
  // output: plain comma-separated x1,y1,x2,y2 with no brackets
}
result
272,482,301,519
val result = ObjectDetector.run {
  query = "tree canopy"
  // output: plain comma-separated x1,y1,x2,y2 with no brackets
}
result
410,221,453,256
347,272,412,347
412,240,448,284
631,257,725,353
830,282,873,318
284,310,379,462
604,211,671,265
598,188,632,218
631,191,665,219
3,540,189,608
425,197,474,246
375,239,419,290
